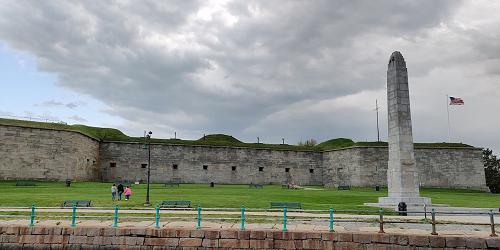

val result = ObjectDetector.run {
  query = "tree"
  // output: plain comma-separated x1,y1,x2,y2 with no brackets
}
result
298,138,317,147
482,148,500,193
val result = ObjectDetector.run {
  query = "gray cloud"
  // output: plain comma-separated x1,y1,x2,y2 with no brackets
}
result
67,115,87,123
37,100,85,109
1,1,500,152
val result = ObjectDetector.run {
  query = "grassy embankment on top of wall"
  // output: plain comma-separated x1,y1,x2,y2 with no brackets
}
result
0,118,474,151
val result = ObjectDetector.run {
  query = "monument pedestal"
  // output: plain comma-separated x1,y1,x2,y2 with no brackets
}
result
378,196,431,206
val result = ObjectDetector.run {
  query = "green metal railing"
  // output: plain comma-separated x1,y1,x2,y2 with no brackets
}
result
1,205,497,237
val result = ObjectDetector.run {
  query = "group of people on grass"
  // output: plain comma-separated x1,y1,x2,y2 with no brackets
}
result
111,183,132,201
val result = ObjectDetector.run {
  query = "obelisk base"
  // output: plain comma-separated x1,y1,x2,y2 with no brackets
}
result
377,196,431,206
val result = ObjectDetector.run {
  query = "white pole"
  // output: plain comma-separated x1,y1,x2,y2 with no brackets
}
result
446,95,451,143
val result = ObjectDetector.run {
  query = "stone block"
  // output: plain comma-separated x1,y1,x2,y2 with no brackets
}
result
19,235,44,244
202,238,219,247
0,235,19,243
274,239,295,249
302,239,322,249
61,228,74,235
4,226,19,235
204,230,220,239
465,237,487,249
189,230,204,238
429,236,445,248
322,241,334,250
249,230,267,240
179,238,202,247
353,233,372,244
92,236,114,245
445,236,466,248
85,228,102,237
31,227,49,235
306,232,322,239
321,232,335,241
115,228,131,236
335,232,353,242
371,233,391,244
334,241,363,250
42,235,64,244
486,237,500,248
249,239,273,249
68,236,88,244
144,238,179,246
102,228,116,236
408,235,429,247
125,236,144,245
390,234,408,245
32,243,51,250
144,228,161,237
272,231,291,240
50,227,62,235
237,230,251,240
130,228,146,236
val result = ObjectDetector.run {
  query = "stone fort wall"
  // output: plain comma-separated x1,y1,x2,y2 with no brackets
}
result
0,125,100,181
0,125,488,189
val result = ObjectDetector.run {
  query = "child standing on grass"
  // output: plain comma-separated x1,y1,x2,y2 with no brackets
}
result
111,184,117,201
117,183,124,200
124,186,132,200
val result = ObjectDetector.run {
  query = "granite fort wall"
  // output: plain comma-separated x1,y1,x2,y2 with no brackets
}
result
99,142,323,185
0,225,498,249
0,124,487,189
323,147,487,189
0,125,100,181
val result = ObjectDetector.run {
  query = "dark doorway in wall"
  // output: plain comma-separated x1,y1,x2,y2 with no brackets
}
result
110,162,116,168
309,169,314,173
172,164,178,170
231,166,236,171
259,167,264,172
141,164,147,169
285,168,290,173
203,165,208,170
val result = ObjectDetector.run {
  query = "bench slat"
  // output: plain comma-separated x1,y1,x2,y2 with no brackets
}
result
270,201,302,209
160,200,191,208
62,200,91,207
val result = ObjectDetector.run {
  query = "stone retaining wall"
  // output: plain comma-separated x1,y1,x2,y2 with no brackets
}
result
0,125,100,181
0,225,498,249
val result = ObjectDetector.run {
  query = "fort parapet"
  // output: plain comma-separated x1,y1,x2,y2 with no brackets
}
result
0,123,487,190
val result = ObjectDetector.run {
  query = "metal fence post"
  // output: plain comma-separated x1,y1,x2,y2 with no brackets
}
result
283,207,287,232
329,208,334,232
196,206,201,229
29,204,36,228
424,204,427,220
490,209,497,237
378,208,385,233
431,208,438,235
155,206,160,229
240,205,245,230
112,205,119,228
71,204,77,228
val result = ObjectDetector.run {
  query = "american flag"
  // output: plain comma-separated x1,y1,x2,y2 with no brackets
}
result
449,96,464,105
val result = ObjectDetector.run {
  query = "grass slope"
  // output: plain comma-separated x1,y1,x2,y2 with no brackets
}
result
0,118,474,150
0,182,497,211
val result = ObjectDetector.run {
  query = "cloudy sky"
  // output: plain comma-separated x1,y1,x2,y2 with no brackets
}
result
1,0,499,152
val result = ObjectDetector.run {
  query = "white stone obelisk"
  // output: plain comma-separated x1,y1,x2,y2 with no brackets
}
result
378,51,431,206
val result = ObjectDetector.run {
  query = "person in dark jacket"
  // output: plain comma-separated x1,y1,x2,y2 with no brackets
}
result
117,183,124,201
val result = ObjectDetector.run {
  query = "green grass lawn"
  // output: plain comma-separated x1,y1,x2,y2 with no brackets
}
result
0,181,497,210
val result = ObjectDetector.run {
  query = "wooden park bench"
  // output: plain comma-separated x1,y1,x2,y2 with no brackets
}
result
62,200,92,208
337,185,351,190
249,184,263,189
270,202,302,209
281,184,289,189
164,182,180,188
160,200,191,208
16,180,37,186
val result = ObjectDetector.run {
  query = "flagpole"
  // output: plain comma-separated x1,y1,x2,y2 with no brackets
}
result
446,95,451,143
375,99,380,142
